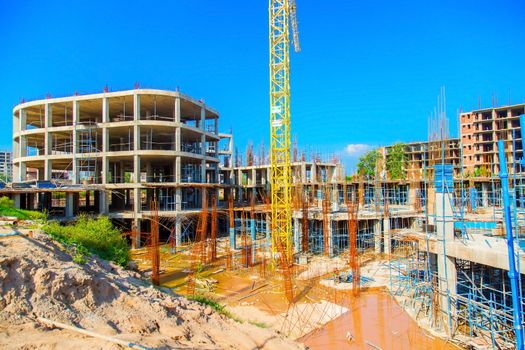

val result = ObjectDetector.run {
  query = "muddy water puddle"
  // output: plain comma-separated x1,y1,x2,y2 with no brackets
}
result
132,248,458,349
300,291,459,350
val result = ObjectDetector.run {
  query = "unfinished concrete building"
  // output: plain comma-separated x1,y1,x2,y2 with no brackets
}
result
461,103,524,176
10,88,230,245
383,139,461,180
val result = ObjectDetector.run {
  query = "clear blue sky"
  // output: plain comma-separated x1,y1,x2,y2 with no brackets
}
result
1,1,524,172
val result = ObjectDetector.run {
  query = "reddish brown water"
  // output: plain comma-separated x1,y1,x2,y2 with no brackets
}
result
133,249,458,349
300,291,459,350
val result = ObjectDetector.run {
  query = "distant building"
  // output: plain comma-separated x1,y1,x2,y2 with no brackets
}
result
460,103,524,176
0,151,12,182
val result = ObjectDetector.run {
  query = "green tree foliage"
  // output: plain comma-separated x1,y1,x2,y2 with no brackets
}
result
44,216,129,266
386,143,407,180
357,149,381,179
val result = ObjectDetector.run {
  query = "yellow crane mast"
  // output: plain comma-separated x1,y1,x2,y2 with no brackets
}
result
269,0,300,261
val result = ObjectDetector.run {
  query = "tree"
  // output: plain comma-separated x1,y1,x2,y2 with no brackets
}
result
357,149,381,179
0,174,9,183
386,143,407,180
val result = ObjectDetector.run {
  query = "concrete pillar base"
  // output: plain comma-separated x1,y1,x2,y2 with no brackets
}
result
374,219,382,254
65,193,74,218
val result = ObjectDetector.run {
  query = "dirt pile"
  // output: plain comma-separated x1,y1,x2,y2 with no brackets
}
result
0,232,304,350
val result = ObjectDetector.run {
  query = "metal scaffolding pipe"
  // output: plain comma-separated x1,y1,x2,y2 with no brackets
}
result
498,139,524,350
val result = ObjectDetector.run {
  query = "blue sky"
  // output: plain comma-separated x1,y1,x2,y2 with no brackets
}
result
1,0,524,172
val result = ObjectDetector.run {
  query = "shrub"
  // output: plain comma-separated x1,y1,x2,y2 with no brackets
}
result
189,294,242,322
0,196,46,220
44,216,129,266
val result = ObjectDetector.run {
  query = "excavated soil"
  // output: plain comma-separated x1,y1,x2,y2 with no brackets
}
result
0,231,305,350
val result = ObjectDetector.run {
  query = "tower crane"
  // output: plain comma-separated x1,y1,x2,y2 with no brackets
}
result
269,0,300,278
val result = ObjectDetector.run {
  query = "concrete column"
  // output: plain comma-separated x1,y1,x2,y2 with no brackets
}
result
133,218,141,249
65,193,74,218
99,190,108,214
435,187,457,325
175,157,181,182
102,97,109,123
301,163,307,182
14,163,26,183
134,187,141,214
293,218,300,253
12,193,21,209
175,126,181,149
20,133,27,156
102,157,108,184
383,217,391,255
134,94,141,154
72,100,79,184
134,93,141,121
328,218,334,257
44,104,52,156
44,130,53,156
201,159,206,183
16,106,26,133
44,103,51,126
15,111,26,180
44,159,52,180
175,216,182,249
230,210,236,249
481,182,489,207
200,106,206,131
374,219,382,254
175,187,182,209
134,125,140,152
174,97,181,123
134,155,140,183
201,134,206,156
101,98,109,184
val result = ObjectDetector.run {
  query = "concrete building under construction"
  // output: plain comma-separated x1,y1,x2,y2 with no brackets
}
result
10,89,231,246
4,88,525,349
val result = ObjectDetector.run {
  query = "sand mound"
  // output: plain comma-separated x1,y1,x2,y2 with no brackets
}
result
0,232,304,350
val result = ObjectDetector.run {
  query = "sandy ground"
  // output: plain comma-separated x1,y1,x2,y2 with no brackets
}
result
228,299,348,339
0,229,305,350
296,257,347,281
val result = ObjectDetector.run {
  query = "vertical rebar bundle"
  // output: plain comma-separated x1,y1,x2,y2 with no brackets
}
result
209,193,217,262
347,200,360,295
200,188,208,265
150,199,160,286
322,185,330,256
301,193,308,253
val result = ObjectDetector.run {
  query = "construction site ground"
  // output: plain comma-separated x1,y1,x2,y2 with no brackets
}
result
131,238,461,349
0,227,304,350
